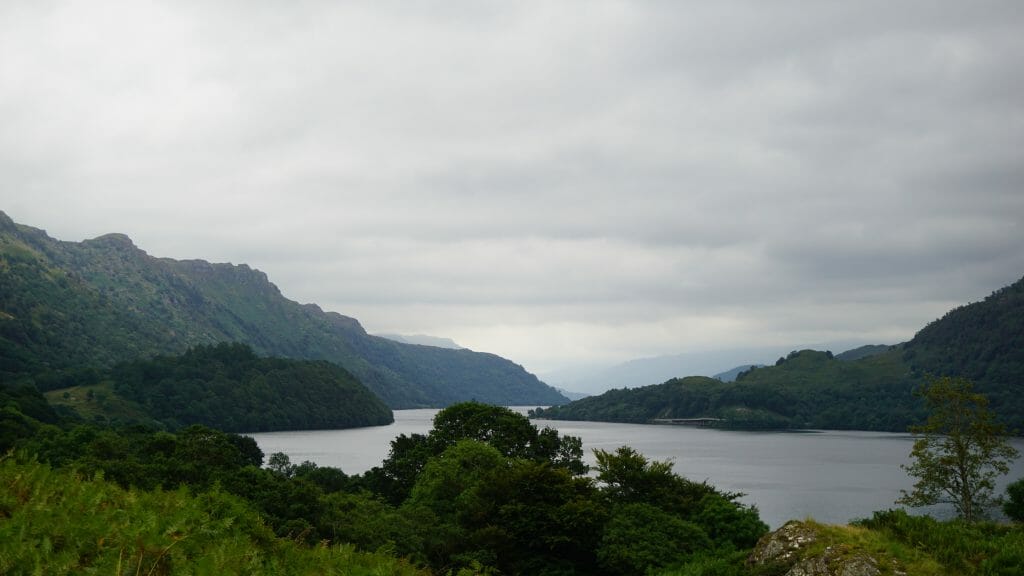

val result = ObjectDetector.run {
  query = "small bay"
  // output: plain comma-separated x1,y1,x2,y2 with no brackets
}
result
247,408,1024,528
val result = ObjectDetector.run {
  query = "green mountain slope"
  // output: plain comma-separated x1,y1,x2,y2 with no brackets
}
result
535,350,922,431
901,276,1024,414
536,275,1024,431
69,343,393,432
0,211,566,408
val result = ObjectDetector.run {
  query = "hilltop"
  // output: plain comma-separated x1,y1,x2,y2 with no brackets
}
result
535,275,1024,431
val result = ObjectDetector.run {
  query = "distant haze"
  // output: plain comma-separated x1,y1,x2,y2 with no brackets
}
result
376,334,464,350
541,342,865,394
2,1,1023,378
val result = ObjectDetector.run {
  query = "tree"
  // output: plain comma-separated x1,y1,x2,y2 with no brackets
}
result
597,502,711,574
897,376,1019,522
368,402,586,504
1005,478,1024,523
267,452,294,477
595,446,716,517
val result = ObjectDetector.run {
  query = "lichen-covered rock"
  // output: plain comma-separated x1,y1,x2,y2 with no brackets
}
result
749,521,882,576
748,520,822,567
788,550,880,576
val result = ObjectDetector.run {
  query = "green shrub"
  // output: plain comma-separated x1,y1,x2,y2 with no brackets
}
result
1004,478,1024,523
856,509,1024,574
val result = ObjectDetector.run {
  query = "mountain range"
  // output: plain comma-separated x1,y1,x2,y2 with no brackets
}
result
0,211,566,409
541,342,882,395
535,274,1024,432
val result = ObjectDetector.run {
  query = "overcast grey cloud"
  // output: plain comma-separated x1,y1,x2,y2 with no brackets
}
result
2,1,1023,384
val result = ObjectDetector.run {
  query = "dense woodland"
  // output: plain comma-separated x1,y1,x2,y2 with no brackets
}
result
901,278,1024,416
534,350,924,431
19,342,393,432
105,343,393,431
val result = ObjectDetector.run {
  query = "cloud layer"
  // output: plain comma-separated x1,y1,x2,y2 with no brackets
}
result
3,1,1023,377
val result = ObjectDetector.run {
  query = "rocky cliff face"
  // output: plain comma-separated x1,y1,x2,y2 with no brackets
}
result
748,521,896,576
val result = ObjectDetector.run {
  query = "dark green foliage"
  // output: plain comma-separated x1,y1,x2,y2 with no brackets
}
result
661,550,753,576
363,432,434,504
596,445,707,512
1005,478,1024,523
353,403,767,574
1,385,61,424
429,401,546,457
695,493,772,550
394,436,602,574
468,458,607,575
24,424,264,491
109,342,393,432
0,211,566,408
0,384,60,451
320,490,431,562
902,277,1024,427
407,440,507,518
597,502,713,574
397,439,766,575
370,402,586,504
594,446,767,551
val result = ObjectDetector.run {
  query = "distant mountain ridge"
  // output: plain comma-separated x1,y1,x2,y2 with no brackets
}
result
376,334,464,349
535,275,1024,431
542,343,870,394
712,364,763,383
0,211,566,408
835,344,891,362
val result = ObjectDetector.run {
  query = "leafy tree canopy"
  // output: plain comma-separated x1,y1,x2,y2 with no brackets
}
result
368,402,586,504
897,376,1019,522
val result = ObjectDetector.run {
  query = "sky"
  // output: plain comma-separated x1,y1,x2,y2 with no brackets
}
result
2,1,1023,382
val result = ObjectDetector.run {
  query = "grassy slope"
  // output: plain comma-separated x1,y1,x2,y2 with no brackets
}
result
0,457,429,575
44,382,164,428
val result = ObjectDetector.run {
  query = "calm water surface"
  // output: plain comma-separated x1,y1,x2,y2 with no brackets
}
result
247,408,1024,528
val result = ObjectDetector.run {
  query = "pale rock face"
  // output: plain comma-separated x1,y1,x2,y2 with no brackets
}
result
748,521,884,576
748,521,821,566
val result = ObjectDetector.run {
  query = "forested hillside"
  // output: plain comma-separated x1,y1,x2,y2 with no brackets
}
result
901,276,1024,415
0,211,566,408
44,343,393,432
534,350,922,431
536,275,1024,431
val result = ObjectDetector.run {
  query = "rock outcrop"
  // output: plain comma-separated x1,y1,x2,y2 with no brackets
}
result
748,521,894,576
